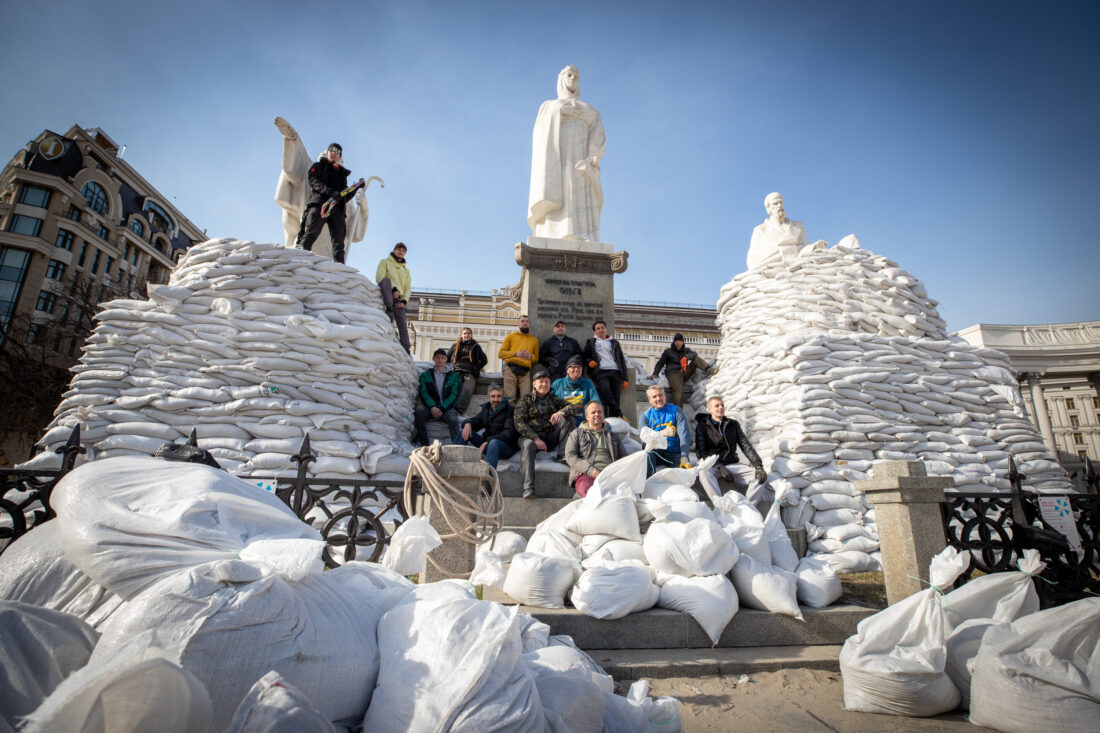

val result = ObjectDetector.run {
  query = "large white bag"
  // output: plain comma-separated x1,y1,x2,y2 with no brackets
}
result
969,597,1100,733
839,547,969,717
591,428,665,498
93,559,412,731
53,457,321,599
795,556,842,608
0,601,99,730
643,518,739,578
21,630,212,733
762,487,799,572
570,561,660,620
382,515,442,575
227,671,337,733
730,555,803,620
362,584,545,732
504,553,578,608
581,539,647,567
470,551,507,590
566,493,642,541
658,574,739,645
0,522,122,628
523,644,611,732
480,530,527,562
711,492,771,565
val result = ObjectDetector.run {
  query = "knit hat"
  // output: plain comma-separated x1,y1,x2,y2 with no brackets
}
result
565,355,584,368
673,333,684,343
531,367,550,381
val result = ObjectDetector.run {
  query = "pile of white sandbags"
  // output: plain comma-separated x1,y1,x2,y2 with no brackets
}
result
2,456,681,732
705,242,1070,571
33,238,418,479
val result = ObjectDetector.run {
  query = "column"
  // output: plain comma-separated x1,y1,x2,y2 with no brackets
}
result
422,444,497,583
1025,372,1058,455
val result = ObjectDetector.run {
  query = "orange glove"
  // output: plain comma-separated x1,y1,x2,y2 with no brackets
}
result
622,380,629,390
680,356,689,372
588,360,598,369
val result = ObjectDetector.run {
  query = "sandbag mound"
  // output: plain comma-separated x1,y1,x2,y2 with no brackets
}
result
707,242,1071,566
34,238,417,478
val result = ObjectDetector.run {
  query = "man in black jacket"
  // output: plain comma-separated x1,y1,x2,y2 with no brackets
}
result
539,320,582,381
460,385,518,469
651,333,715,407
447,327,488,414
581,320,629,418
695,395,769,503
298,143,351,264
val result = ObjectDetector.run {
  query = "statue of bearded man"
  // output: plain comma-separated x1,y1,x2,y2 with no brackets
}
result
528,65,606,243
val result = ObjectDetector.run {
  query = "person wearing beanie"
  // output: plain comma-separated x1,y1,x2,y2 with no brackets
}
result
514,367,576,499
298,142,353,264
551,355,601,426
376,242,411,353
650,332,715,407
413,348,460,445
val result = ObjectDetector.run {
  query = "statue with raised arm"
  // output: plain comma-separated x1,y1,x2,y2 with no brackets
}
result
528,65,606,243
747,192,826,269
273,116,383,261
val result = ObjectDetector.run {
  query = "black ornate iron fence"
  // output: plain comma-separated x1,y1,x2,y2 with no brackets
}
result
0,427,412,569
942,458,1099,607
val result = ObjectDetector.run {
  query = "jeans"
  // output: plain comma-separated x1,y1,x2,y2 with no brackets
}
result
592,369,623,417
454,371,478,414
644,449,680,478
413,405,460,445
467,431,516,469
378,277,410,353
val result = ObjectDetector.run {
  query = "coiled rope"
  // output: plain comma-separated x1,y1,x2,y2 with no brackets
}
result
403,440,503,578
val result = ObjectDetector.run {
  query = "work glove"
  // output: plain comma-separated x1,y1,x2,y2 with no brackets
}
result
719,466,736,482
680,357,689,372
679,460,692,469
622,380,629,390
660,426,676,437
754,466,768,484
588,360,599,370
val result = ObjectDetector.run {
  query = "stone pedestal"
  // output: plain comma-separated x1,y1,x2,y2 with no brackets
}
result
422,444,497,583
514,237,628,342
855,461,953,605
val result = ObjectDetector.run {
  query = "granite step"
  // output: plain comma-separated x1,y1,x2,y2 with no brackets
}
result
588,645,843,681
502,496,572,526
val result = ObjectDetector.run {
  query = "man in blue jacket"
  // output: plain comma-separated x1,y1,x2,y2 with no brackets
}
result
638,384,691,477
460,385,518,469
413,348,461,446
551,356,601,426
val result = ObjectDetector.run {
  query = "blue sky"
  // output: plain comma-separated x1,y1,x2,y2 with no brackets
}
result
2,0,1097,332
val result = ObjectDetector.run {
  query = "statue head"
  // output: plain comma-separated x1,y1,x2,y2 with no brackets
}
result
557,65,580,100
764,192,786,222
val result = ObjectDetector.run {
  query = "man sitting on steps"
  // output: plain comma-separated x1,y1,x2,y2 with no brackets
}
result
565,401,624,498
514,368,576,499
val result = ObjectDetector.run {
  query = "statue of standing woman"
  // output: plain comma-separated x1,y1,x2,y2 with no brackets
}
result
528,65,606,243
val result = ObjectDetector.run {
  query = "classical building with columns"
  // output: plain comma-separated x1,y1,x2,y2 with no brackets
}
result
404,288,720,377
956,321,1100,485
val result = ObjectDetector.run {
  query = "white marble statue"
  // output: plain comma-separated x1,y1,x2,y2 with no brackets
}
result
273,116,382,260
747,192,825,269
528,65,606,243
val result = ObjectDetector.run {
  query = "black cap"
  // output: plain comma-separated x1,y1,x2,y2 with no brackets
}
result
566,355,584,368
328,142,342,153
673,333,684,342
532,367,550,381
433,348,447,358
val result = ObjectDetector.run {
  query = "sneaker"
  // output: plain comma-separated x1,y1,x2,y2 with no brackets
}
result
706,366,718,378
522,487,535,499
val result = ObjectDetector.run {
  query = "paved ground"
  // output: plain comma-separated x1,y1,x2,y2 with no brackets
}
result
641,669,989,732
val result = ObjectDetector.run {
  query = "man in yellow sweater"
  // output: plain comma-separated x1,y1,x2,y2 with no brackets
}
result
498,314,539,402
375,242,411,353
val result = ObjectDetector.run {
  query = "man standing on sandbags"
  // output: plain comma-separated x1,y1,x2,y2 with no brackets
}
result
514,368,576,499
695,395,769,504
650,333,716,407
446,326,488,414
498,315,539,403
376,242,411,353
639,385,691,477
298,143,351,264
565,401,624,498
413,348,461,446
581,319,629,418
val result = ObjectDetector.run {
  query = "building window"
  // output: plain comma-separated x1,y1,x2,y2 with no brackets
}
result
129,219,144,237
45,260,66,281
91,250,101,274
54,230,75,251
1073,432,1085,445
8,214,44,237
77,243,88,268
0,247,32,332
65,205,81,221
104,256,114,277
144,200,174,231
1066,398,1077,410
1070,414,1081,428
25,323,42,344
18,185,51,208
97,225,109,241
81,181,109,214
35,290,56,313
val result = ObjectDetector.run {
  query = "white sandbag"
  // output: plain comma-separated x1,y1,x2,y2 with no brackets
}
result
626,680,683,733
645,484,701,504
22,630,212,733
602,692,657,733
523,645,609,732
811,507,864,526
526,527,583,565
52,457,321,599
382,516,442,575
658,574,738,645
643,518,739,578
566,493,642,541
730,555,803,620
591,429,665,497
763,488,799,571
579,533,617,556
711,492,771,565
581,539,647,567
808,492,864,511
504,553,577,608
227,671,337,733
480,530,527,562
94,560,413,731
469,551,507,590
0,522,122,628
663,500,716,524
794,556,842,608
968,598,1100,733
820,550,879,574
0,601,99,730
640,455,715,500
839,546,969,717
571,561,660,620
362,585,545,732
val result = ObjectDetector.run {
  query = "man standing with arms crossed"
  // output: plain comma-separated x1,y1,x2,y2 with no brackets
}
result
498,314,539,403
